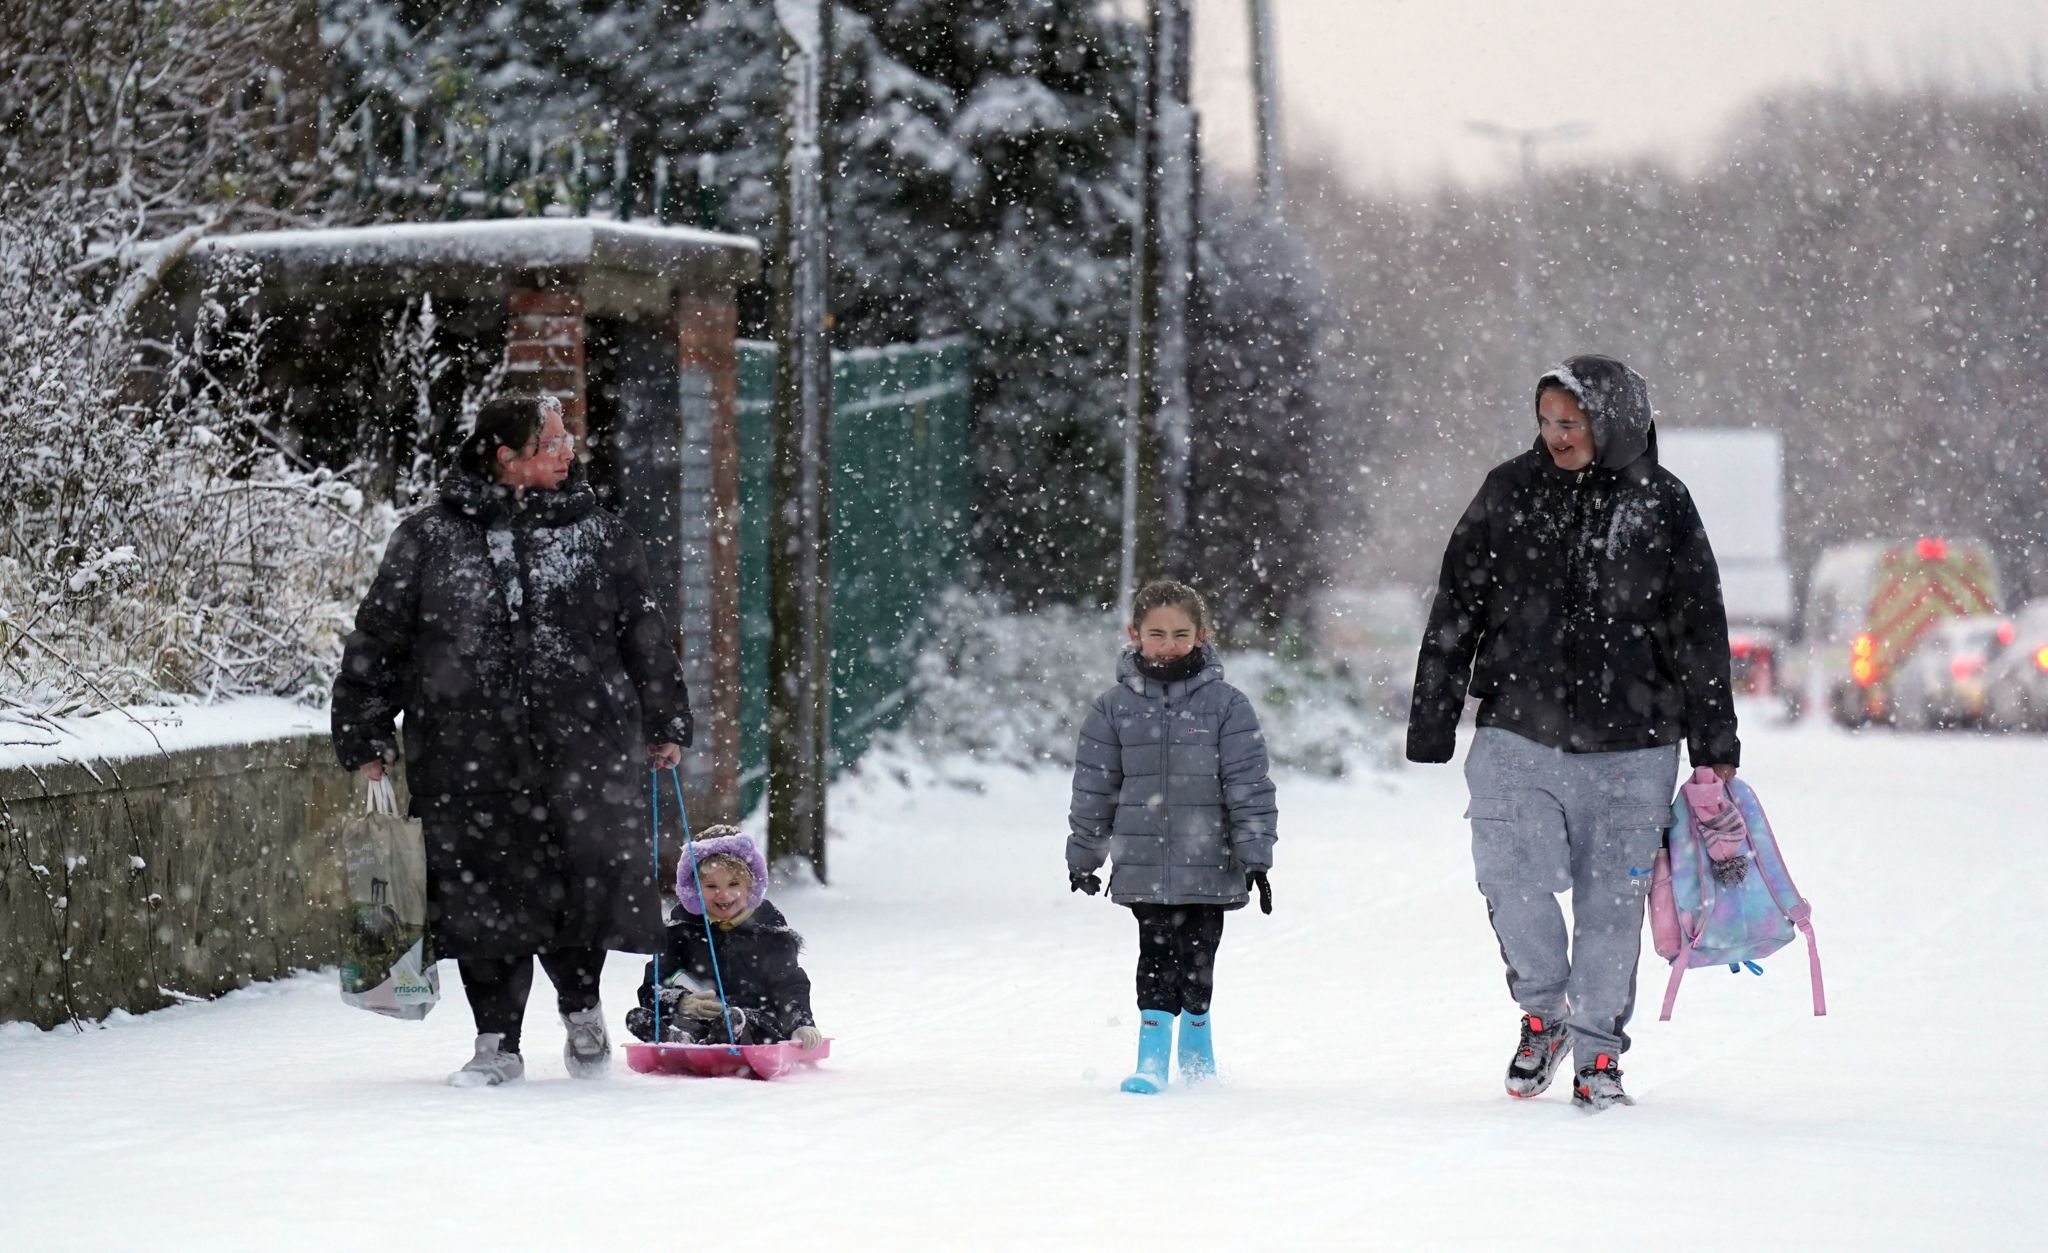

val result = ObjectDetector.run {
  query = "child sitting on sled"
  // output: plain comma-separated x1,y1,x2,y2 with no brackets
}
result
626,828,823,1047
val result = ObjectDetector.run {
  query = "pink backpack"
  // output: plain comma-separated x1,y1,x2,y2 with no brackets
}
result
1648,768,1826,1021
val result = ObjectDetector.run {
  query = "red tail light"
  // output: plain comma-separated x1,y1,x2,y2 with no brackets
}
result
1730,636,1753,657
1951,655,1984,680
1917,536,1948,560
2036,646,2048,673
1998,621,2017,646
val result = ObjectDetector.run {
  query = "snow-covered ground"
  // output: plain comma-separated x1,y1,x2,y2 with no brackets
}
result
3,708,2043,1249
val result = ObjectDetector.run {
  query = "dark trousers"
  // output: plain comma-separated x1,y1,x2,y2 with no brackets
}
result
1130,903,1227,1015
458,946,607,1055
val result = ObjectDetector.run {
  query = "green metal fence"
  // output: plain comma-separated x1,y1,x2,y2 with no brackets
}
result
735,338,975,811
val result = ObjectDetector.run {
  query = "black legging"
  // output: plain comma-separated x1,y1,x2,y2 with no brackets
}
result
458,946,606,1055
1130,904,1226,1015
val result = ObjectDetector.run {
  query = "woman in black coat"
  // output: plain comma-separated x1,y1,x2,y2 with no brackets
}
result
333,393,693,1087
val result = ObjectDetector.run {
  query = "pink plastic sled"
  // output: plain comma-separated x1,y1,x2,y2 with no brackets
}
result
624,1038,832,1080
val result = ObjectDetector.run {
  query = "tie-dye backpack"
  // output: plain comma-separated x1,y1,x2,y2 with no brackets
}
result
1647,768,1826,1021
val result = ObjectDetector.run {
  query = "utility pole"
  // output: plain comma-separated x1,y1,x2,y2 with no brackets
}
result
1465,119,1586,355
768,0,832,882
1118,21,1149,627
1246,0,1284,213
1128,0,1197,589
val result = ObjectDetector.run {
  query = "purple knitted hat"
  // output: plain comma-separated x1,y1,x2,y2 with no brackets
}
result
676,829,769,916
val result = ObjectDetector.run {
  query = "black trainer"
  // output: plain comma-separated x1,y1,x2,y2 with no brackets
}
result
1505,1013,1569,1099
1571,1053,1636,1112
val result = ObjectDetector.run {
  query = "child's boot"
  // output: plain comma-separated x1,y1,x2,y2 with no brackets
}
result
1121,1008,1175,1094
1177,1009,1215,1082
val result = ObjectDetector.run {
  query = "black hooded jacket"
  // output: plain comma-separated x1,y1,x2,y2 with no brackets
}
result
636,900,815,1040
1406,355,1741,767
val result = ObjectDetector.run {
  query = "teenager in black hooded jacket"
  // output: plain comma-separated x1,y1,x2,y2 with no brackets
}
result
1407,354,1739,1111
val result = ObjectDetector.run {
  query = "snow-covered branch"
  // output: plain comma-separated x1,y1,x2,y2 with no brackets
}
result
0,201,397,719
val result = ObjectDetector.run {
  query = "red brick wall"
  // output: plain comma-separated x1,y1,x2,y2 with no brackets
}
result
506,289,588,436
679,296,742,822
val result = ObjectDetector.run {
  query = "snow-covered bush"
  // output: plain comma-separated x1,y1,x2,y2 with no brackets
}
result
893,590,1112,767
0,205,390,719
890,590,1393,775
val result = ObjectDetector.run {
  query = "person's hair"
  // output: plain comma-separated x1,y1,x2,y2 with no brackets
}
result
696,852,756,886
456,393,562,479
1130,580,1210,634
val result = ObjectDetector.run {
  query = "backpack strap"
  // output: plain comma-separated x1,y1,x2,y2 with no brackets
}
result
1658,793,1724,1022
1658,930,1699,1022
1736,782,1828,1018
1796,917,1827,1017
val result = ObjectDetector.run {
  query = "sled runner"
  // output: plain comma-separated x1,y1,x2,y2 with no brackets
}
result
624,1039,831,1080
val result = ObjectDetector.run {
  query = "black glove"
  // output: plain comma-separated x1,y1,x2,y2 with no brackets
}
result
1069,869,1102,896
1247,870,1272,915
624,1005,657,1042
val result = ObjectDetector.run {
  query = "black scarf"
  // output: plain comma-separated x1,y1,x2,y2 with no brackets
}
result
1135,647,1207,685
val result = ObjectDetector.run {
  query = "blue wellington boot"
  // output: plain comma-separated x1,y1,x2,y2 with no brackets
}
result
1120,1008,1175,1094
1177,1009,1215,1082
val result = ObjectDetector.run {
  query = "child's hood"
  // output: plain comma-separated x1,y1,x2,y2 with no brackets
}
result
1117,642,1224,697
676,831,771,915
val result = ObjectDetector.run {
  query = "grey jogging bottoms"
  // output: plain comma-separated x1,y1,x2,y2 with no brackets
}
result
1464,727,1680,1066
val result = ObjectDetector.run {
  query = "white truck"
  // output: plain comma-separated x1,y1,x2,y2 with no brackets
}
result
1658,429,1795,698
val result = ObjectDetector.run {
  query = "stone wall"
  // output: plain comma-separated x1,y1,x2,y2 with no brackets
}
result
0,734,368,1029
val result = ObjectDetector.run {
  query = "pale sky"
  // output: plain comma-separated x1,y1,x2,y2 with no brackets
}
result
1188,0,2048,191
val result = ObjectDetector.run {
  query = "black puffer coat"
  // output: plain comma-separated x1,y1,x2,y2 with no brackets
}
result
332,461,693,958
636,900,815,1040
1407,355,1740,768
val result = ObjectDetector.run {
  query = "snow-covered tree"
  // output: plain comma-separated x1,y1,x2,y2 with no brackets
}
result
1302,86,2048,604
319,0,1333,624
1187,190,1334,633
1,0,324,240
0,199,389,720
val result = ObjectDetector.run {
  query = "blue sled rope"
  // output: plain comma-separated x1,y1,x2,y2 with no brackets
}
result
655,765,740,1051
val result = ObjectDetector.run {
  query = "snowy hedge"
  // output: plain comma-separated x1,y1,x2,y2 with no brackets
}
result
0,206,390,720
892,591,1393,777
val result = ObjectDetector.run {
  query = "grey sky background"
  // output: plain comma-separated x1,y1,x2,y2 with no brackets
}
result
1188,0,2048,191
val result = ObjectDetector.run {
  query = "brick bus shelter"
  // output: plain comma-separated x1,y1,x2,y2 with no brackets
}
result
154,219,761,836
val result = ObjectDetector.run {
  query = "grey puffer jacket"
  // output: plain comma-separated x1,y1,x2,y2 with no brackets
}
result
1067,646,1278,908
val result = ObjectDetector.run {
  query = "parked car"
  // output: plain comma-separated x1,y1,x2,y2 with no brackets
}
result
1728,627,1784,700
1888,615,2012,730
1985,602,2048,732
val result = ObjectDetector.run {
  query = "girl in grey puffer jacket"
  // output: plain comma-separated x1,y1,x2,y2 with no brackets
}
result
1067,581,1278,1093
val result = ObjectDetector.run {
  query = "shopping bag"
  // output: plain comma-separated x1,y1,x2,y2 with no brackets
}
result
337,776,439,1019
